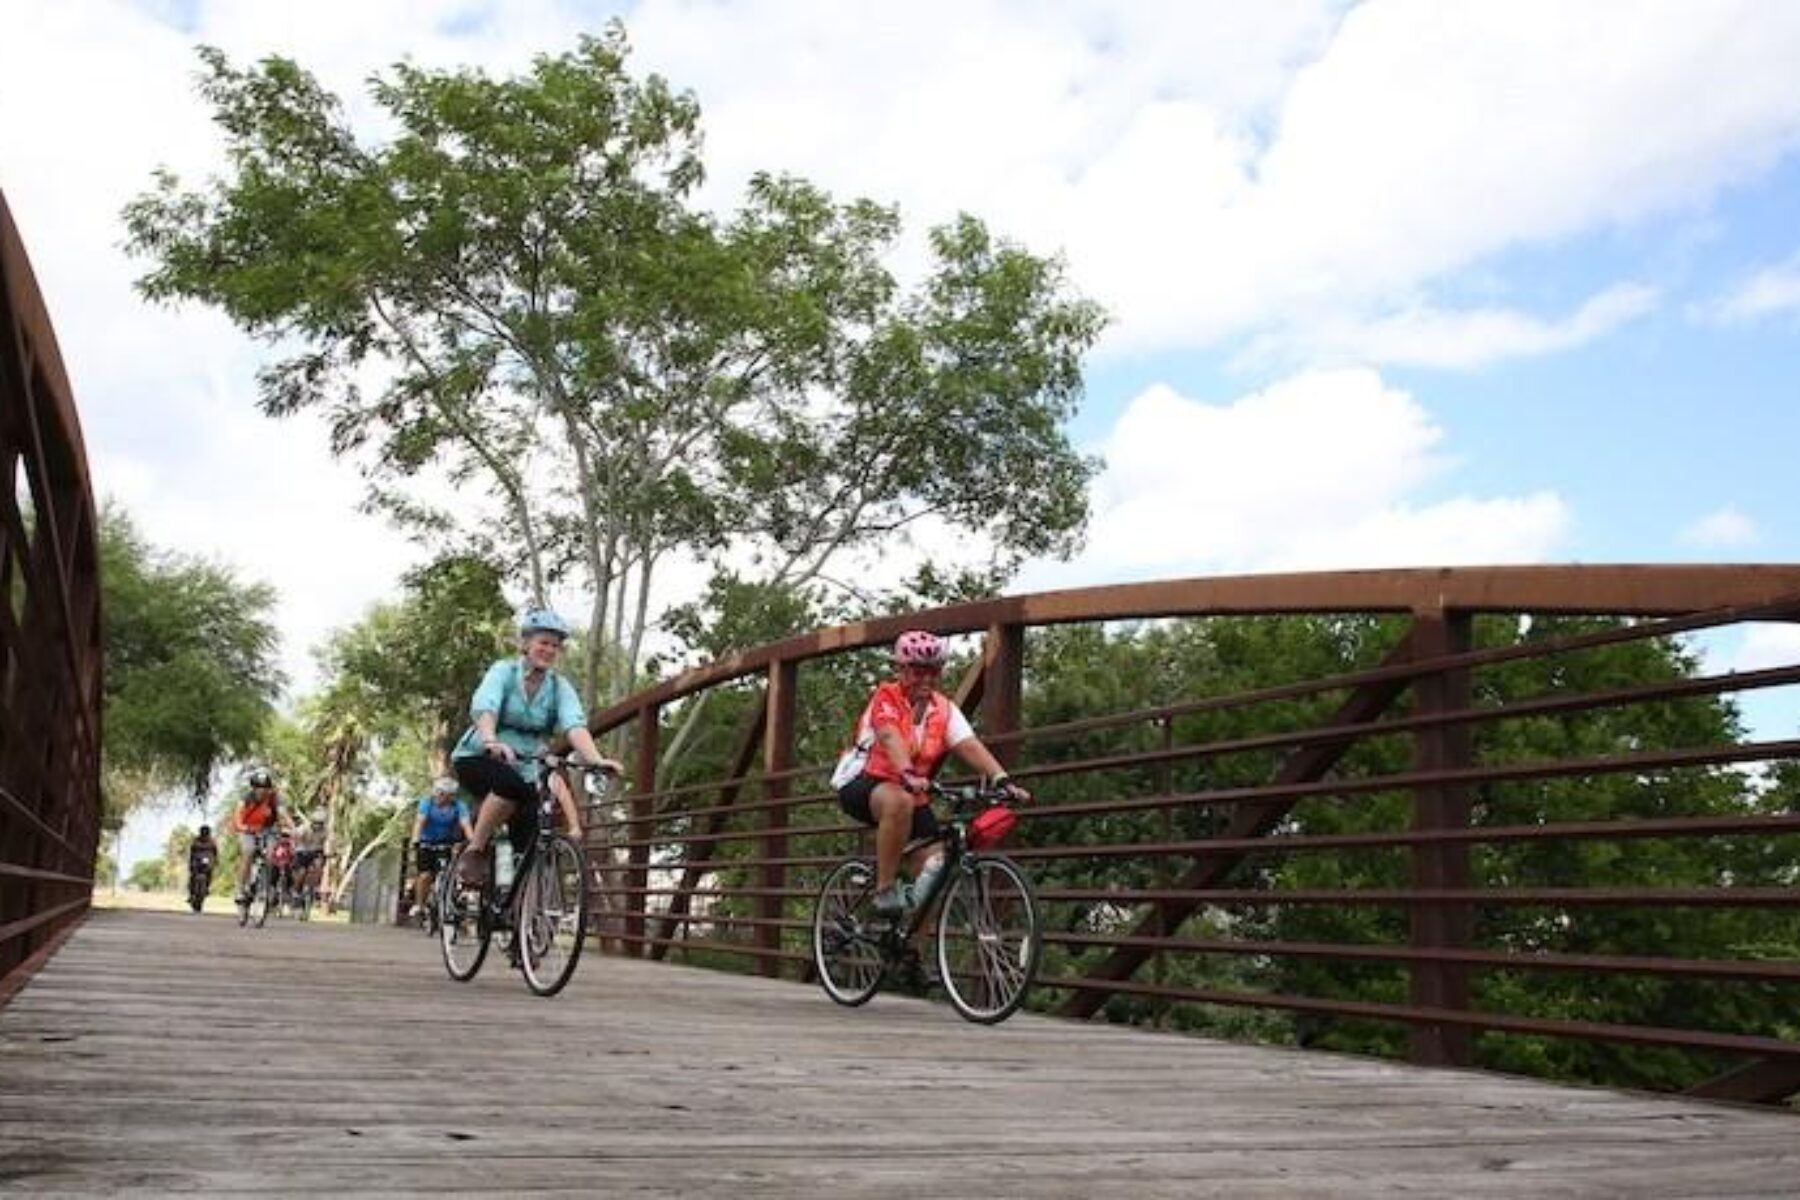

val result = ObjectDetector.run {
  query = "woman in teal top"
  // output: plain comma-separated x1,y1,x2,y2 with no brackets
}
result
451,608,619,887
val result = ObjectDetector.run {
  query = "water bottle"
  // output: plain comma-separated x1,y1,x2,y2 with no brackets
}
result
912,853,946,902
495,840,515,890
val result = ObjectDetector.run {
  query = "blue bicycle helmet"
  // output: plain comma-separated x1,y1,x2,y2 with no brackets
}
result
518,607,571,639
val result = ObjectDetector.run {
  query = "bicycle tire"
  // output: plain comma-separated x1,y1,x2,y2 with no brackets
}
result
519,835,587,997
935,854,1040,1024
811,858,885,1007
441,867,492,982
250,862,273,929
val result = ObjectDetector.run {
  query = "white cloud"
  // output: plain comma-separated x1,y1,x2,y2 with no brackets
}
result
1677,506,1759,549
1720,624,1800,674
623,0,1800,358
1239,284,1659,371
1022,368,1569,587
1696,255,1800,325
3,0,1795,696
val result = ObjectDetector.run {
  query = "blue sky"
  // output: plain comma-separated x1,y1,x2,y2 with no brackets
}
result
5,0,1800,865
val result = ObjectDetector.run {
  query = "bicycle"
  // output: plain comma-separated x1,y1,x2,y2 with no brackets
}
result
414,842,460,935
811,780,1041,1024
438,755,618,997
289,851,320,921
187,851,216,913
236,831,277,929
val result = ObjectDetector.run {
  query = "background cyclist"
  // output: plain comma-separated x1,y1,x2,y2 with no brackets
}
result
452,608,620,889
290,811,327,906
409,777,473,920
834,630,1030,918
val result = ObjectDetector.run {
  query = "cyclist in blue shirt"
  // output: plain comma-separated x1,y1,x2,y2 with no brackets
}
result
451,608,619,887
408,778,474,920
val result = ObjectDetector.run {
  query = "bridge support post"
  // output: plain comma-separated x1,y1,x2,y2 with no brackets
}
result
1408,608,1473,1067
757,658,797,978
980,621,1023,768
628,703,660,958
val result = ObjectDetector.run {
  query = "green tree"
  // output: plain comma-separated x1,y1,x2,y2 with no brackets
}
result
126,859,170,892
162,823,195,889
315,555,513,766
1005,614,1800,1093
124,25,1105,706
99,506,283,827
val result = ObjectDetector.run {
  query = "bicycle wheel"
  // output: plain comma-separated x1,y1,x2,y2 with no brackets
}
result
250,863,273,928
811,858,885,1007
519,836,588,997
441,866,492,983
935,854,1040,1024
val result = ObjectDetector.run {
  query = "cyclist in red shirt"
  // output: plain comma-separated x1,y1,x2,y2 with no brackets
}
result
833,630,1029,916
229,767,293,902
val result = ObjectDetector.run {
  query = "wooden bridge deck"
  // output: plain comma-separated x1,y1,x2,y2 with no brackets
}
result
0,910,1794,1197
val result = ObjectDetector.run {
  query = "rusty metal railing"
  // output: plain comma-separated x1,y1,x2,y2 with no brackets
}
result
581,568,1800,1105
0,191,104,1004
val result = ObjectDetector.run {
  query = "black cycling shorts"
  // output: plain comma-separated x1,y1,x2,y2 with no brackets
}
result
837,773,940,842
415,843,457,875
452,756,540,854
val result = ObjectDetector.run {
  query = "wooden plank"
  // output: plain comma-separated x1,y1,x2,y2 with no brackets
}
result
0,910,1793,1197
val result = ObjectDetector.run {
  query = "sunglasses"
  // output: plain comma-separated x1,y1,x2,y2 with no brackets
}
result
899,662,943,676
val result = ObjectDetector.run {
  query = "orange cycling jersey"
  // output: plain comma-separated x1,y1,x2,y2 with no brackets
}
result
237,791,279,832
859,681,954,802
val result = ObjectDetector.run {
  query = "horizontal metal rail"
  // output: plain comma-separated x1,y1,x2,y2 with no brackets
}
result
1043,975,1800,1060
1043,932,1800,983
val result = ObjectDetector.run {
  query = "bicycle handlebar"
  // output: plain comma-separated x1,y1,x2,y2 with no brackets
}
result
516,752,622,778
925,779,1016,811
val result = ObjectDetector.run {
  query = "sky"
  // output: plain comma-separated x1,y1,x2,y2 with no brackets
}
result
6,0,1800,866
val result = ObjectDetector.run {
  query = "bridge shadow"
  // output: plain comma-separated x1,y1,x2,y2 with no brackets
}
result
0,910,1792,1197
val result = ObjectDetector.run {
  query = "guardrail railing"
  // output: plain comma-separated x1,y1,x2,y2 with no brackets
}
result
0,191,103,1004
579,567,1800,1105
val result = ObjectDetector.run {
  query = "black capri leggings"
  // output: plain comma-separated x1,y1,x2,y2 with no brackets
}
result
453,755,541,853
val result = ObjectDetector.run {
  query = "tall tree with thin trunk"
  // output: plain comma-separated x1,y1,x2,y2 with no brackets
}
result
124,24,1105,708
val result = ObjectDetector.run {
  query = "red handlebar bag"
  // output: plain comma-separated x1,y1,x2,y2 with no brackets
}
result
967,806,1017,850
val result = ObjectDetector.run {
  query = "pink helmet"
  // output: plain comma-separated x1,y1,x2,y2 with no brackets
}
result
892,630,946,667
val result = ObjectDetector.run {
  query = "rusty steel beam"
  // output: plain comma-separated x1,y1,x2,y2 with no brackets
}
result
1409,610,1473,1067
979,621,1023,765
1056,630,1419,1019
1042,932,1800,983
1,191,102,1002
756,659,797,978
647,688,767,961
587,569,1800,734
1048,975,1800,1062
1686,1060,1800,1106
622,704,660,957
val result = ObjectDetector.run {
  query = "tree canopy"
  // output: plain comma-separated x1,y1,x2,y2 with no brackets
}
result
125,24,1107,706
99,506,283,825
